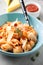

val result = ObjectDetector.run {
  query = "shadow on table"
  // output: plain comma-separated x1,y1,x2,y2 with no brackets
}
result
0,54,34,65
1,47,43,65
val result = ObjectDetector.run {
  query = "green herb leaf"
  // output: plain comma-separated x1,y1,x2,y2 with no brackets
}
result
36,52,40,57
31,56,35,62
16,28,21,33
19,31,23,37
16,28,22,37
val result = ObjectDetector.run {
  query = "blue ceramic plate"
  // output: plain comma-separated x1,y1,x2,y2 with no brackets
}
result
0,13,43,57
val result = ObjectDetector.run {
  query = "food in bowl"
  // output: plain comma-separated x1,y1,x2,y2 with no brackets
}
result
0,20,37,53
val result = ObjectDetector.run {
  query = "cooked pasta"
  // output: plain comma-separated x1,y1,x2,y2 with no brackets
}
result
13,46,23,53
0,21,37,53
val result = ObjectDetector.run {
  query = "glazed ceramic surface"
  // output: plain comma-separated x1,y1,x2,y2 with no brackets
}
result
0,13,43,57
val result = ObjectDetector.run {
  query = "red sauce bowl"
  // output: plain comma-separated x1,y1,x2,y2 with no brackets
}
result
25,2,41,17
26,4,39,12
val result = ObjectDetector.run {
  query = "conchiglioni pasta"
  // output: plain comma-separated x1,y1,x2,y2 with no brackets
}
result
0,21,37,53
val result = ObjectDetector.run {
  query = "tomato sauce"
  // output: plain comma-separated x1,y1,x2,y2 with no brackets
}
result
0,27,2,30
0,36,2,38
26,4,39,12
14,23,17,27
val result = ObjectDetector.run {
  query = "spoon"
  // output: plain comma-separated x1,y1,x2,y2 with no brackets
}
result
20,0,30,25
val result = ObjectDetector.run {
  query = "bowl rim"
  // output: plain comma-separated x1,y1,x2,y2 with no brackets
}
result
0,12,43,56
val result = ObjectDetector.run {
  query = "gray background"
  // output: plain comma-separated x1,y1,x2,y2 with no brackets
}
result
0,0,43,65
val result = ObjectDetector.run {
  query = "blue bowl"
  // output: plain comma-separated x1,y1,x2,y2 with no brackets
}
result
0,13,43,57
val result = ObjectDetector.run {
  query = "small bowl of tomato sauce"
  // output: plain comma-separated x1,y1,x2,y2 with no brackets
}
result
25,2,41,17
